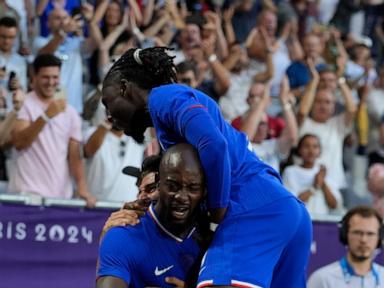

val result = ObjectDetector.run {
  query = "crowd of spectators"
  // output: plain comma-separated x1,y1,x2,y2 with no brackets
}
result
0,0,383,215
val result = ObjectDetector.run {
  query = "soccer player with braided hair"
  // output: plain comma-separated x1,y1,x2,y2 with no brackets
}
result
101,47,312,288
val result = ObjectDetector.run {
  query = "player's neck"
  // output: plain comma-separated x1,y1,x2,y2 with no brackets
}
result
346,253,372,276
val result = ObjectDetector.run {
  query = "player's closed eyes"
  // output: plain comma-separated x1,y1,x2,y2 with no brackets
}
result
164,180,202,193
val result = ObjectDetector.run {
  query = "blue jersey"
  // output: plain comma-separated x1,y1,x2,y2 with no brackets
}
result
148,84,291,212
97,205,200,287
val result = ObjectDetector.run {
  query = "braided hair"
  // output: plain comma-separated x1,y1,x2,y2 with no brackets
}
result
104,47,177,90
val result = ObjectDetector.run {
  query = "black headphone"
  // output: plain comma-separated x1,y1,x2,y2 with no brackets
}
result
339,206,384,249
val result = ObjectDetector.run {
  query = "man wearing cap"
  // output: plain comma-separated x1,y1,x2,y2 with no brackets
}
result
122,154,161,201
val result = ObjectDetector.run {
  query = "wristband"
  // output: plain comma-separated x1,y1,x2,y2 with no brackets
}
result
208,54,217,63
283,102,292,111
41,112,51,123
338,77,346,85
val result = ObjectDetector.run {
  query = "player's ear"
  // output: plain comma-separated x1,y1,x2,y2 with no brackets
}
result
120,79,130,99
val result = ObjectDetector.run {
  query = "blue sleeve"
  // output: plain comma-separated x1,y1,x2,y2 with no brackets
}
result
97,228,133,285
152,89,231,209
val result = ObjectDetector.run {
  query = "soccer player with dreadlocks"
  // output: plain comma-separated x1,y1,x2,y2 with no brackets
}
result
100,47,312,288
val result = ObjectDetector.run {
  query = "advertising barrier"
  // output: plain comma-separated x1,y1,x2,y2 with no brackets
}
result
1,201,383,287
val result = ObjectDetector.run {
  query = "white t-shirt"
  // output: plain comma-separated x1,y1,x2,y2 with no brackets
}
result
252,139,282,172
317,0,338,24
85,128,145,202
367,88,384,151
282,164,343,215
219,61,265,122
299,114,353,189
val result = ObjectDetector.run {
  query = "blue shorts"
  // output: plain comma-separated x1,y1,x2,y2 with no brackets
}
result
197,194,312,288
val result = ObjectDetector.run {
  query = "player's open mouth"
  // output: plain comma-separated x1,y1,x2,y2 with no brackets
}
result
171,206,189,219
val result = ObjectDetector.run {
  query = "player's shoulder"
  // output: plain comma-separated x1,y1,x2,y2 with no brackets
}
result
149,84,202,104
101,216,150,248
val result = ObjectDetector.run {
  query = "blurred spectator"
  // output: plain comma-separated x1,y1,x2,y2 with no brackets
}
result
176,59,229,101
368,163,384,217
0,88,24,192
231,82,286,139
298,59,357,191
307,206,384,287
367,67,384,151
239,78,297,171
247,9,302,115
88,0,142,85
229,0,261,43
345,40,376,88
0,16,27,99
283,134,344,215
317,0,339,25
219,28,274,121
0,0,20,27
8,54,96,207
36,0,81,37
368,116,384,167
286,33,324,95
330,0,364,36
84,115,145,203
6,0,31,52
33,4,97,113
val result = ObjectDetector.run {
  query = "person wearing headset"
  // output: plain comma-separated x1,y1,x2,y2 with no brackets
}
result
308,206,384,288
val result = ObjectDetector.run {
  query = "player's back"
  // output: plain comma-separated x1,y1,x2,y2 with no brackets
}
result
148,84,292,210
97,206,200,287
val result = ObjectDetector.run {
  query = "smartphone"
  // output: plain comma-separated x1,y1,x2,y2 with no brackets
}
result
8,71,16,91
54,87,66,100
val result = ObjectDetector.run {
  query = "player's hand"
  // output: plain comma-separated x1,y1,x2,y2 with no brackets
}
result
104,209,141,229
45,99,66,118
165,276,186,287
122,198,151,213
99,209,142,242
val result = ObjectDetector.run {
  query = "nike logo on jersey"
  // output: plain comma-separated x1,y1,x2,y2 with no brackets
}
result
154,265,174,276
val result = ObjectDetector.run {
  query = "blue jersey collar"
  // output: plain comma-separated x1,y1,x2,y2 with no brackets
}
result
148,204,196,243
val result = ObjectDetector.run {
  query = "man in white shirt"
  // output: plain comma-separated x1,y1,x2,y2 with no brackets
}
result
33,5,96,114
0,16,27,97
298,67,356,190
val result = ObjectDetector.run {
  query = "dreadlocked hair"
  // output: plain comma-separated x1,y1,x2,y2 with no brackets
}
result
104,47,177,90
